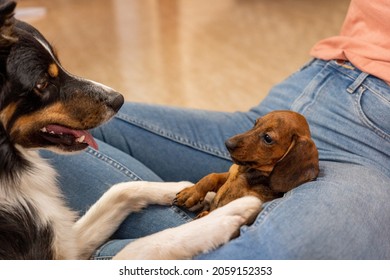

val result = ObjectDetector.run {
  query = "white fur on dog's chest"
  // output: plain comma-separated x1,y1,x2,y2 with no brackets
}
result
8,149,78,259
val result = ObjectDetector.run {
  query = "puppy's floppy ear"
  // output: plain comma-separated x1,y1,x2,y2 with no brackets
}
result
269,135,319,193
0,0,17,45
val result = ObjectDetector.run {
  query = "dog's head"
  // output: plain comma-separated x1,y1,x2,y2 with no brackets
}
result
225,110,319,192
0,1,124,153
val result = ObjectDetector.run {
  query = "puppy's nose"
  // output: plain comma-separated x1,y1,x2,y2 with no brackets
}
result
225,138,238,152
107,92,124,113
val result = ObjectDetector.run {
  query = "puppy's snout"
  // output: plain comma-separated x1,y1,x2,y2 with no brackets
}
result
225,138,238,153
107,92,124,113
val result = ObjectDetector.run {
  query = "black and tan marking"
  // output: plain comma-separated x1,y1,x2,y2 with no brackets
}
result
0,0,124,260
0,16,124,153
48,63,59,78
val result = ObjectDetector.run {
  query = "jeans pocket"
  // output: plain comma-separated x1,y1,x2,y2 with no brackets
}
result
357,85,390,139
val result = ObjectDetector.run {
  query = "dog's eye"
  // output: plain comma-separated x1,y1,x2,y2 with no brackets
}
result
263,133,273,144
36,80,48,91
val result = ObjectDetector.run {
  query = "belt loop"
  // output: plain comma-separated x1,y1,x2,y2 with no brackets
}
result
347,72,369,94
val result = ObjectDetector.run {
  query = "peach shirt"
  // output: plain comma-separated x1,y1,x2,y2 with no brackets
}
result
310,0,390,83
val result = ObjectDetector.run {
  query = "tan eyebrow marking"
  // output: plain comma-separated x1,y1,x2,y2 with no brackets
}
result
48,63,59,78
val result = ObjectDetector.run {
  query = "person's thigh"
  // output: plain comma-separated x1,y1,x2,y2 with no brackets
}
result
92,104,255,182
196,161,390,259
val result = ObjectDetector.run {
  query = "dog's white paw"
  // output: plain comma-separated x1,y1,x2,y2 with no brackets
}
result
211,196,262,222
149,181,194,204
184,196,263,255
110,181,194,206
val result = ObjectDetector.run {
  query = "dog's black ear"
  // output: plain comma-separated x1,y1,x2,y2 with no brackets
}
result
0,0,16,45
269,135,319,193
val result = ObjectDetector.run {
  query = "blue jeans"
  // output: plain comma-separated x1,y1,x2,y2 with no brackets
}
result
41,59,390,259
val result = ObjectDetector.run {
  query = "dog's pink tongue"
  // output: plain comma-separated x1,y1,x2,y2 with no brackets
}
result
45,125,98,150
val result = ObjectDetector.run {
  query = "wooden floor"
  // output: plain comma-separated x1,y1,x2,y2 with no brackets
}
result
18,0,350,112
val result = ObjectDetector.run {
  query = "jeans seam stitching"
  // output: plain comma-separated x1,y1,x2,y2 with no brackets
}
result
86,148,142,181
115,113,231,159
290,66,329,114
354,88,390,141
91,240,117,260
169,205,193,222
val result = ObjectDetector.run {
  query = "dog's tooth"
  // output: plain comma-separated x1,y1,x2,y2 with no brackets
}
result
40,127,47,133
49,131,55,134
76,135,85,143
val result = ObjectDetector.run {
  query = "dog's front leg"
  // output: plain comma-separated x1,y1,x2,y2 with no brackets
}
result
73,181,193,259
113,195,262,260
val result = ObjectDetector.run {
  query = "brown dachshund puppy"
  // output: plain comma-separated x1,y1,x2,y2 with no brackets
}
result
174,110,319,218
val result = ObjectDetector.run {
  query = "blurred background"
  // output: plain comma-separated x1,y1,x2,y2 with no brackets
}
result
17,0,350,111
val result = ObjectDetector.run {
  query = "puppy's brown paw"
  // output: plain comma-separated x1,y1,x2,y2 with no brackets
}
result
173,186,205,209
195,210,209,219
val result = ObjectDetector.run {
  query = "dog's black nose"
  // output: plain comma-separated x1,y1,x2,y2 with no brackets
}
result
225,138,238,152
107,92,124,112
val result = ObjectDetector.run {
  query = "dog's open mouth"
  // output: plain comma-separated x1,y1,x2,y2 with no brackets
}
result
39,124,98,150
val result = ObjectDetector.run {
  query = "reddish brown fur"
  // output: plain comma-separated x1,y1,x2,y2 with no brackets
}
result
174,110,320,218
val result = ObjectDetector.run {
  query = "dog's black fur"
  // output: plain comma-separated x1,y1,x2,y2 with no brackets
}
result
0,202,54,259
0,0,124,259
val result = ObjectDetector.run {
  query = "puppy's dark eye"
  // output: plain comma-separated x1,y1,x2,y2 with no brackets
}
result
263,133,273,144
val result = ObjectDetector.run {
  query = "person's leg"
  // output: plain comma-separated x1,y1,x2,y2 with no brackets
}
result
197,59,390,259
91,105,253,183
196,161,390,259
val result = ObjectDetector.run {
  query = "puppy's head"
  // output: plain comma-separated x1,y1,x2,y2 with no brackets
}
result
225,110,319,192
0,1,124,153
